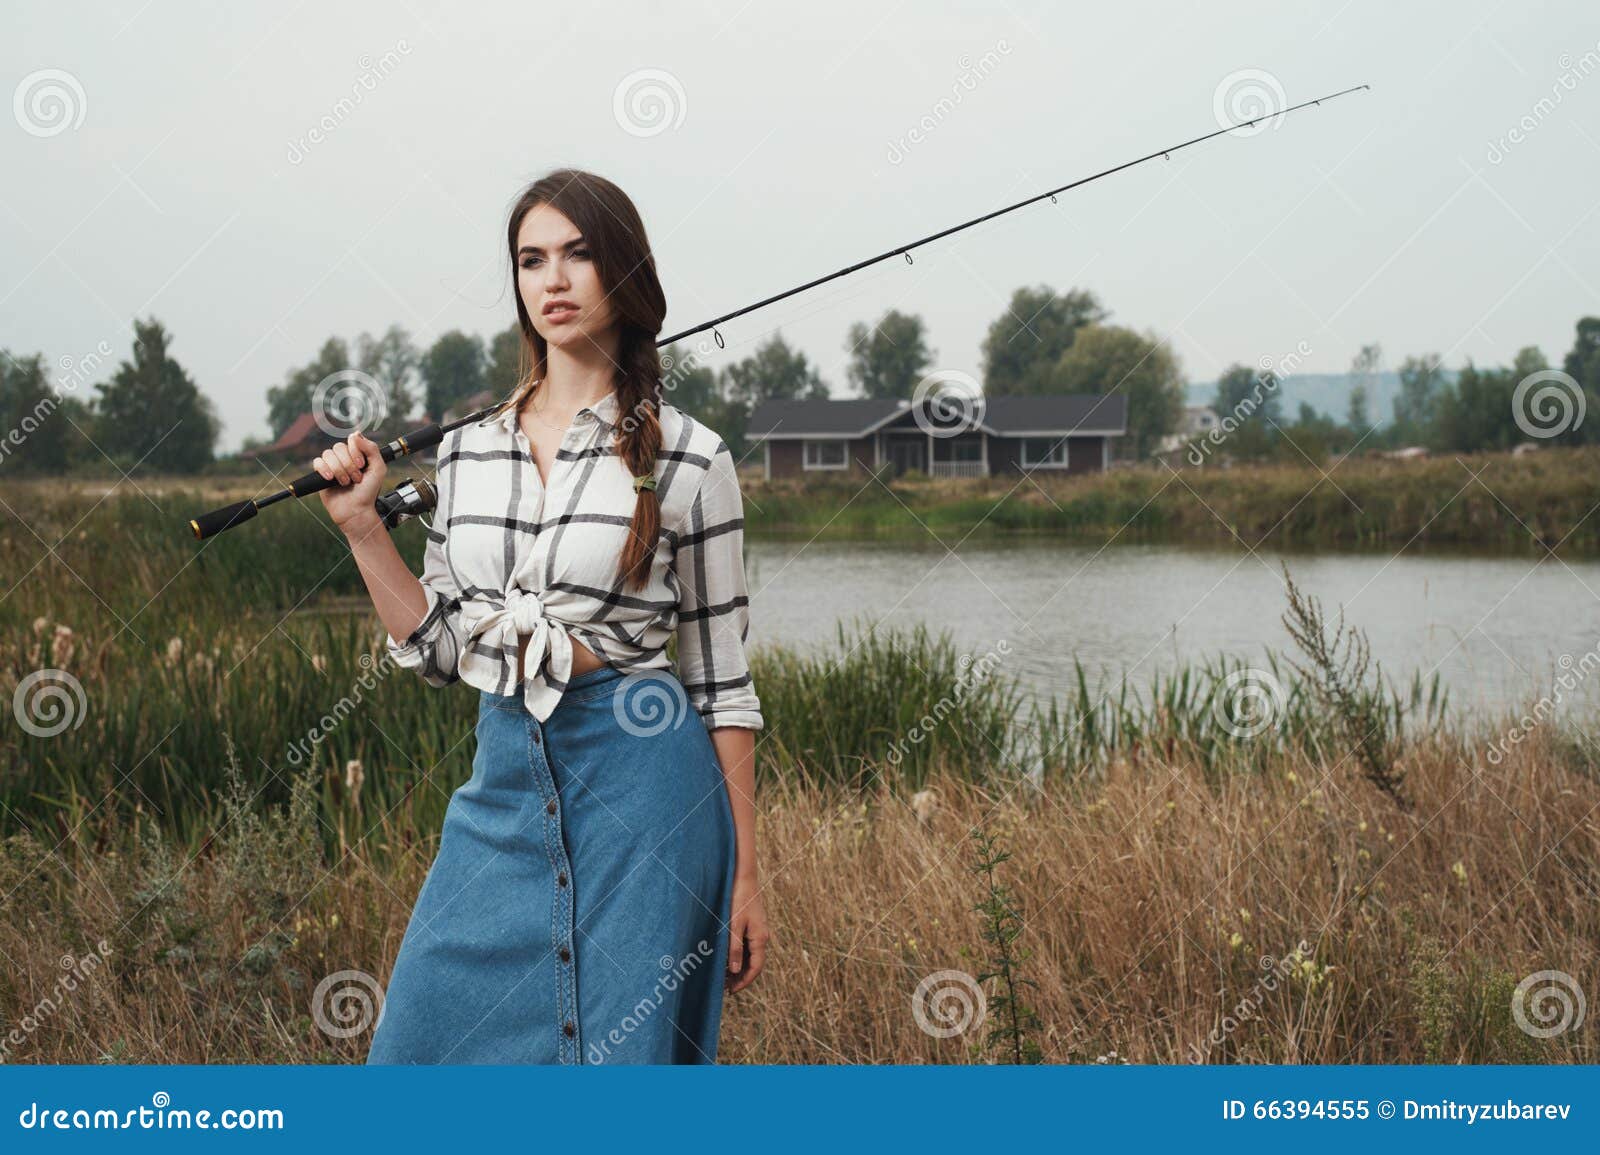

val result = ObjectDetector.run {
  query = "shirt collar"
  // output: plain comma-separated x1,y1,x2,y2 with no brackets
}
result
489,388,621,433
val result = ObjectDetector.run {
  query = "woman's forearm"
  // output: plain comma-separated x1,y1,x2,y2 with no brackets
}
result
342,512,432,646
710,727,759,882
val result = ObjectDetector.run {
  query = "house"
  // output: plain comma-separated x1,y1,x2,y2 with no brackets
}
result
241,409,439,465
1157,405,1220,453
745,393,1128,480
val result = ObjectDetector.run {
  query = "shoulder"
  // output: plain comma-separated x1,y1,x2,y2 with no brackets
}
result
658,401,731,475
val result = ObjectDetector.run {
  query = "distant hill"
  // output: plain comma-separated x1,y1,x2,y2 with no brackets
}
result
1186,369,1459,429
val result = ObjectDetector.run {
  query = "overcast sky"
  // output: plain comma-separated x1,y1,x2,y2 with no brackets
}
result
5,1,1598,452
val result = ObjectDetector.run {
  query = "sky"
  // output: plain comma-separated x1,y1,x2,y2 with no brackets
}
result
4,0,1599,452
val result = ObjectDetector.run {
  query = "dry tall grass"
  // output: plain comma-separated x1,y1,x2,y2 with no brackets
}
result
2,715,1593,1064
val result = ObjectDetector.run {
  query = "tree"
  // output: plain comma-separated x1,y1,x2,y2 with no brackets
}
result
93,318,219,474
843,309,934,399
1434,346,1546,452
355,324,420,420
1207,362,1283,459
0,351,70,474
980,285,1107,396
719,332,829,415
266,336,352,438
1392,353,1445,446
1558,316,1600,446
421,330,487,419
486,323,525,395
1348,343,1381,435
1050,324,1184,459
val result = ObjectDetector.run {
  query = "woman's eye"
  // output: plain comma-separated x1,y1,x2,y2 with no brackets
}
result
520,257,542,269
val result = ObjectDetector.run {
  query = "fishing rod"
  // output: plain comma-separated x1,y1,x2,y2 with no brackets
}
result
188,81,1369,541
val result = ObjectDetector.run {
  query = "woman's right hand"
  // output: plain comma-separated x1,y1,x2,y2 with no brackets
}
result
313,430,387,533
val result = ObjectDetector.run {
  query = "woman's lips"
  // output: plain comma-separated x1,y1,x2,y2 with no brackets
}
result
544,305,579,323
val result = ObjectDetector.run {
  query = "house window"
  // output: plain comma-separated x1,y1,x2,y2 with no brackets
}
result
1020,437,1068,468
803,439,849,470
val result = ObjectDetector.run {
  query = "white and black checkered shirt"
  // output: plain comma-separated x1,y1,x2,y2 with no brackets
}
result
384,388,764,732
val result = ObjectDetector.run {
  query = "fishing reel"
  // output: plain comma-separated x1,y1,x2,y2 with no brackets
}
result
374,476,437,531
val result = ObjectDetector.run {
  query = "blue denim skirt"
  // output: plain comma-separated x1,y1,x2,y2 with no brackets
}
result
365,664,738,1064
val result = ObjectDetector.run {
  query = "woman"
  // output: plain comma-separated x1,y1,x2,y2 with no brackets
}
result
314,168,770,1064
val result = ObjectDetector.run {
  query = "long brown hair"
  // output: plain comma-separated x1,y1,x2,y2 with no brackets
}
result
489,169,667,591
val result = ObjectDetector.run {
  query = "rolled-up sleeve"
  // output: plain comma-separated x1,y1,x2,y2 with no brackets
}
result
385,442,466,688
671,441,764,732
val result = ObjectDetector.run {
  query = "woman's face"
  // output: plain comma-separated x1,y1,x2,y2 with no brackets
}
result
516,202,615,351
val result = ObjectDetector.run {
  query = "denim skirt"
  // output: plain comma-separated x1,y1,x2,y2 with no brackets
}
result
365,664,738,1064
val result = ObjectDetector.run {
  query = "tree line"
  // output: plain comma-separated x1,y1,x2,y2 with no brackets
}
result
2,290,1596,476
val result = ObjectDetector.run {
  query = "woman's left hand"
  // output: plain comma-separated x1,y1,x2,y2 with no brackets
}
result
725,875,770,995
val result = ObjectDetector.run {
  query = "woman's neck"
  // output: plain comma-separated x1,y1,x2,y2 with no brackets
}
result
537,340,619,412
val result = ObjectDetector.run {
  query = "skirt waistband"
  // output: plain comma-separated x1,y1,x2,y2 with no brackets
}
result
478,663,627,708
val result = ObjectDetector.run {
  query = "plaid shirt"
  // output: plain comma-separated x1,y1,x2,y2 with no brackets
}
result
384,389,764,732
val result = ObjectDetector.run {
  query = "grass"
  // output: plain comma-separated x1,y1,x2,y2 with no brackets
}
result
0,476,1594,1063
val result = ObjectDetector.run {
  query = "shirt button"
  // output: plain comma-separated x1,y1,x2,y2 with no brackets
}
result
557,872,567,887
546,798,557,815
558,946,571,962
563,1021,575,1038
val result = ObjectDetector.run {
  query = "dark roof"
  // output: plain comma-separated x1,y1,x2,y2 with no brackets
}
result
745,394,1127,438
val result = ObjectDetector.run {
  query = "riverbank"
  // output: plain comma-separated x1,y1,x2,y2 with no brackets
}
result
737,444,1599,552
